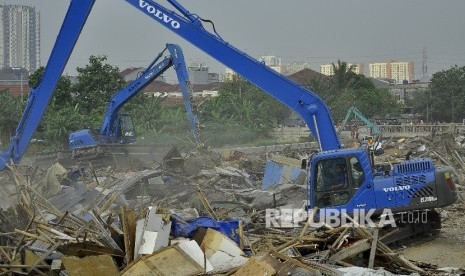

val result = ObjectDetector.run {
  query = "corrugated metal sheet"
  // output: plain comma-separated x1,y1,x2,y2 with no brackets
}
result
261,157,306,190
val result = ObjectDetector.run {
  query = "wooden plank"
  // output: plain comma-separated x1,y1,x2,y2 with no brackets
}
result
120,206,137,264
121,246,204,276
196,187,218,220
368,228,379,269
328,238,371,264
299,207,318,238
234,256,276,276
62,255,119,276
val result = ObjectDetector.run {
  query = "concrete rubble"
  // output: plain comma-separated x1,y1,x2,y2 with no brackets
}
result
0,136,463,275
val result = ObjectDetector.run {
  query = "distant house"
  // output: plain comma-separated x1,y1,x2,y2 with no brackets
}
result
0,83,27,97
0,68,29,97
120,67,166,83
141,80,221,106
369,77,429,104
288,68,331,83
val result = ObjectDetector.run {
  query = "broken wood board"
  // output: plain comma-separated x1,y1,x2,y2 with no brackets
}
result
121,246,204,276
61,255,119,276
233,256,277,276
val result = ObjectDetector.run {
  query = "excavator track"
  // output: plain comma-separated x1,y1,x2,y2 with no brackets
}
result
378,209,441,245
72,144,161,168
30,144,169,169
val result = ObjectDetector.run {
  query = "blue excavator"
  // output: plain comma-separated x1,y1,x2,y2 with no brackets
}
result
0,0,457,239
68,43,203,159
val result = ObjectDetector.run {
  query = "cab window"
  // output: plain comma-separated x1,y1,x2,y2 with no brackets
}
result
314,158,351,207
349,157,365,188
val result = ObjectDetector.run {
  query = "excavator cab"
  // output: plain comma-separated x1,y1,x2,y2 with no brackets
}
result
308,148,375,212
311,154,366,208
112,113,136,144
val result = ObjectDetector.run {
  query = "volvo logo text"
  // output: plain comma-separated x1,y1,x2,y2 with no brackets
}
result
383,185,411,192
139,0,181,29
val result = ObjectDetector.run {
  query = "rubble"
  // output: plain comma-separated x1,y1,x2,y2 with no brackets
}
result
0,134,464,275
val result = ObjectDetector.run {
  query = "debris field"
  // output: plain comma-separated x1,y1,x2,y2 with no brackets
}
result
0,131,464,276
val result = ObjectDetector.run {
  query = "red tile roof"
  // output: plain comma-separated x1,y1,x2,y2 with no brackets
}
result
161,96,205,106
0,84,29,97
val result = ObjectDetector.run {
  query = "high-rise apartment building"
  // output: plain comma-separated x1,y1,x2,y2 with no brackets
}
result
369,61,414,84
320,63,364,76
0,4,40,72
390,62,414,84
369,62,390,79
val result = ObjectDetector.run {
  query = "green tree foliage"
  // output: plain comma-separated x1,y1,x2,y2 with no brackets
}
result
73,55,126,113
42,105,87,147
332,60,355,93
29,67,73,107
331,88,400,120
0,91,24,147
331,60,375,93
125,95,167,134
406,89,430,120
295,61,397,123
200,76,291,134
26,66,98,148
425,65,465,122
23,56,125,148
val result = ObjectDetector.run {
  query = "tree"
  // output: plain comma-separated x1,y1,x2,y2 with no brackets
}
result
429,65,465,122
0,91,24,147
332,60,356,93
73,55,126,113
201,76,291,133
331,60,375,93
405,89,426,120
42,104,87,147
125,95,167,133
407,65,465,123
29,67,73,108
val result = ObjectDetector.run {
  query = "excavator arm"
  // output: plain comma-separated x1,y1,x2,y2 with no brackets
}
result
0,0,95,171
338,106,356,134
352,107,380,135
338,106,379,136
99,43,202,145
2,0,338,171
123,0,341,151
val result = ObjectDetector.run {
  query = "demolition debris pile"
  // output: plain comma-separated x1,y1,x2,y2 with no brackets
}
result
0,131,464,275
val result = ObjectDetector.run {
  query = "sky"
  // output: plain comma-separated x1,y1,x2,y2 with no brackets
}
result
3,0,465,83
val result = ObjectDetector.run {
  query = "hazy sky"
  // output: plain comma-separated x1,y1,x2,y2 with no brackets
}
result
3,0,465,82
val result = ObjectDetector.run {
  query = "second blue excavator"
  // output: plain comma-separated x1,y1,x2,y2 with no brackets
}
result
68,43,203,159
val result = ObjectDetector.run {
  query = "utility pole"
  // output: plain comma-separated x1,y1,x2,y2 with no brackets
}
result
422,47,427,79
20,71,23,100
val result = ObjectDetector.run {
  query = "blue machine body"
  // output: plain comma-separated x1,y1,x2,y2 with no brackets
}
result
0,0,457,216
307,148,455,215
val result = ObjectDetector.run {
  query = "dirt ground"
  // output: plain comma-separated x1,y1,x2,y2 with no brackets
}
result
403,200,465,269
